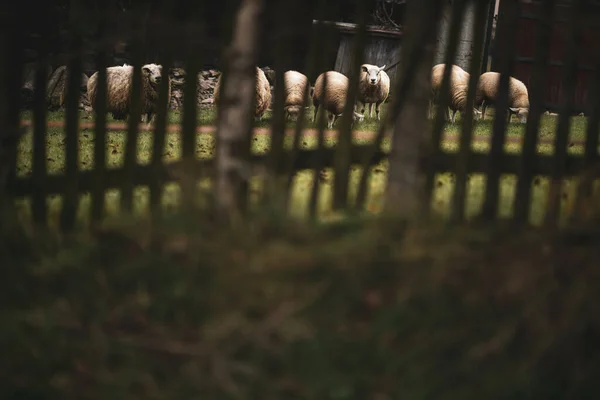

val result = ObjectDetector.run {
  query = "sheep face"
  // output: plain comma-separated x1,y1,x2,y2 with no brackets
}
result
510,107,529,123
142,64,163,87
362,65,386,86
285,105,302,122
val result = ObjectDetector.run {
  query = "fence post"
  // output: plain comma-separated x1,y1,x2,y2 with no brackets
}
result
214,0,264,222
384,0,444,218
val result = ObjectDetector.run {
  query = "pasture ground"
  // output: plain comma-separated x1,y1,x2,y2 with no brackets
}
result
14,104,594,227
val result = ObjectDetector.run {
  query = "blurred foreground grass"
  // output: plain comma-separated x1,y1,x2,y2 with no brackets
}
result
14,105,595,227
3,205,600,398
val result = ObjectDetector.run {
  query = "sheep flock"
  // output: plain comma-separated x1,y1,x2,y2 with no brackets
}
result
86,61,531,128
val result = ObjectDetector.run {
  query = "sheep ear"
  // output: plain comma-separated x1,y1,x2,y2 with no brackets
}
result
379,65,386,71
509,107,519,113
361,66,368,72
142,67,151,75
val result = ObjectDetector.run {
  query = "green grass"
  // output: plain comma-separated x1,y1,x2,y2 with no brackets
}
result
13,104,596,227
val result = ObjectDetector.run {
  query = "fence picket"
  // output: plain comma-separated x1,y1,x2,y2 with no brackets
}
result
333,0,367,211
544,0,585,227
572,62,600,221
60,34,83,232
308,72,328,220
32,43,49,226
120,28,144,214
423,0,467,217
90,21,109,223
513,0,556,225
450,0,488,223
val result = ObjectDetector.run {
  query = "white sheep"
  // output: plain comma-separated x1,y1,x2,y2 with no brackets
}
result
213,66,272,120
430,63,481,123
283,70,310,122
87,63,170,123
356,64,390,120
312,71,364,129
475,71,530,123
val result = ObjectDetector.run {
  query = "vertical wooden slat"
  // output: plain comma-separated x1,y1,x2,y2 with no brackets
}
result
32,40,49,226
0,4,24,207
120,26,144,214
572,62,600,221
332,0,367,211
308,71,329,220
180,22,201,210
480,0,520,220
90,14,109,223
512,0,556,224
385,0,444,216
544,0,585,227
60,6,83,232
450,0,489,222
422,0,467,216
264,0,294,204
284,3,329,208
214,0,264,221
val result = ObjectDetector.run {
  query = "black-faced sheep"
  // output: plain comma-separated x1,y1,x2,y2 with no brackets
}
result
430,63,481,123
213,66,272,120
475,71,530,123
357,64,390,121
312,71,364,129
87,63,170,123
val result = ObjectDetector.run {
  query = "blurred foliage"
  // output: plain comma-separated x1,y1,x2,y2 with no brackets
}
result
3,203,600,399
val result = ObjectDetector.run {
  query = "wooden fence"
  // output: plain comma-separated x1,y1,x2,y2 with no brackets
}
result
1,0,600,231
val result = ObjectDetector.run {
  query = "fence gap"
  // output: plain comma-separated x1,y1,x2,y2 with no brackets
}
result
60,8,83,232
333,0,367,212
544,0,585,227
180,22,202,211
450,0,488,223
512,0,556,225
284,2,329,209
480,0,520,220
149,49,173,220
32,38,49,226
90,14,109,223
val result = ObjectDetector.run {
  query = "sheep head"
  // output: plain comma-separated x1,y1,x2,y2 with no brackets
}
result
509,107,529,123
142,64,164,87
285,105,302,122
362,64,386,86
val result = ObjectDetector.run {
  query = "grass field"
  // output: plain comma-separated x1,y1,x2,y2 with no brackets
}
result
14,104,595,227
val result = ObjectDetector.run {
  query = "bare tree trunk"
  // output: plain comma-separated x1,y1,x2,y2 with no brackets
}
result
214,0,264,221
384,0,443,217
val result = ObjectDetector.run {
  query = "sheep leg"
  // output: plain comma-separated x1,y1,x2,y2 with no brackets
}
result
481,101,487,120
506,109,512,124
357,101,365,115
327,112,336,129
375,102,382,121
450,109,457,123
313,105,319,123
445,107,451,122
